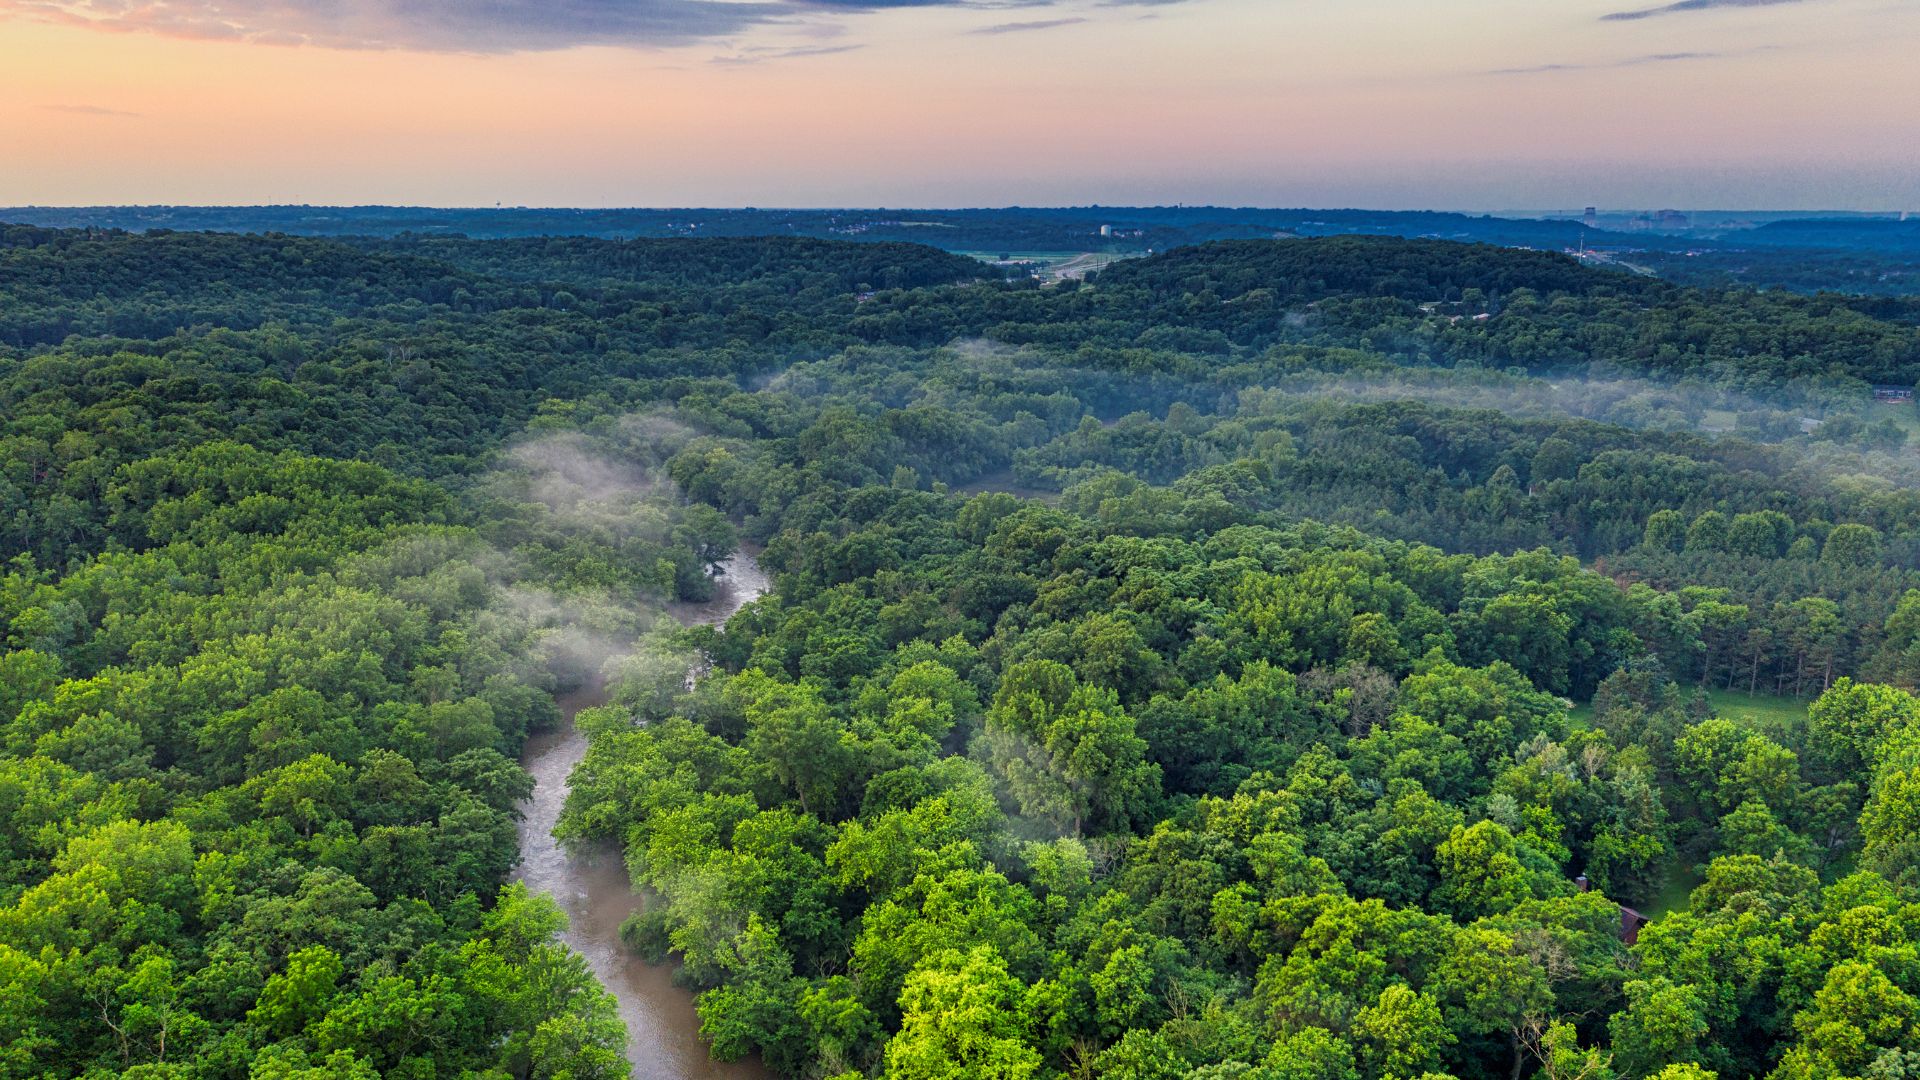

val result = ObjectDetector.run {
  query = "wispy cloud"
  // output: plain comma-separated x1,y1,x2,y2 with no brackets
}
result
39,103,142,117
971,16,1087,33
712,42,865,64
1601,0,1815,21
1489,50,1725,75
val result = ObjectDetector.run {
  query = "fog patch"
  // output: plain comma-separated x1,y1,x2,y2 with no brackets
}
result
431,407,742,702
507,432,660,512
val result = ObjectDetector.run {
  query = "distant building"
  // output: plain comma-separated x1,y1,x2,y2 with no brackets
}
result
1576,873,1651,944
1099,224,1113,237
1874,385,1915,404
1620,906,1649,946
1583,206,1598,229
1656,209,1691,230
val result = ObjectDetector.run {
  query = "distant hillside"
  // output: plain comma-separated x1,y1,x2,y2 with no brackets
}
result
354,233,989,291
1741,218,1920,252
0,204,1671,253
1092,236,1657,304
0,226,985,348
15,204,1920,297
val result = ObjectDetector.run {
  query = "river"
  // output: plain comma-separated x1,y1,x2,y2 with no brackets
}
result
513,550,773,1080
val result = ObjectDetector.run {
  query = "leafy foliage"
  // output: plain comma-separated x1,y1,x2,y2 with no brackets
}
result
8,225,1920,1079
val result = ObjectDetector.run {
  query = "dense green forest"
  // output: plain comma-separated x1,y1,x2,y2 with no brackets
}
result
9,226,1920,1079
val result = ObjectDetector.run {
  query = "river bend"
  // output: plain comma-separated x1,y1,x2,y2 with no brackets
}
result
513,552,773,1079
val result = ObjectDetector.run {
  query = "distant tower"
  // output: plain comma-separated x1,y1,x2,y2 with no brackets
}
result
1099,224,1113,238
1583,206,1598,229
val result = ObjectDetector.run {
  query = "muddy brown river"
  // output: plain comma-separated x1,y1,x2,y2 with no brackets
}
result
513,551,773,1079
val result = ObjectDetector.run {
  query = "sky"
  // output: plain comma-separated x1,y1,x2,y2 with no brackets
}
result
1,0,1916,210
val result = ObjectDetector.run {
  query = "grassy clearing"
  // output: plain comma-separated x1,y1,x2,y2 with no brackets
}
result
1567,700,1594,731
1638,859,1704,918
947,470,1061,504
1709,687,1809,739
1700,407,1738,433
1565,687,1806,736
1878,401,1920,440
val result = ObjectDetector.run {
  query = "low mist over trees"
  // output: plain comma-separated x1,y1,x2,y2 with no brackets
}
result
7,226,1920,1077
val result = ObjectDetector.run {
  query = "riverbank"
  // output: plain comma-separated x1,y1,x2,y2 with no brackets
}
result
513,551,772,1079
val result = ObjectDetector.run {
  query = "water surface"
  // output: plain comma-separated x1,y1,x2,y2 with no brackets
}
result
514,552,772,1079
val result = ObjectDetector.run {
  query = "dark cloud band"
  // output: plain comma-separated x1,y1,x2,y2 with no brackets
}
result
0,0,1102,51
1601,0,1813,22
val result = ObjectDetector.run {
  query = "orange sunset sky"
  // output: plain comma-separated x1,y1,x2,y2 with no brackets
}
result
1,0,1916,208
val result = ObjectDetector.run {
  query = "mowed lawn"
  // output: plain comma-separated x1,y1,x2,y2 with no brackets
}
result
1566,686,1808,735
1565,687,1809,915
1708,687,1810,738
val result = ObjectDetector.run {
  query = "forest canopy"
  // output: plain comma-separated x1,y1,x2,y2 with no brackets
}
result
6,225,1920,1080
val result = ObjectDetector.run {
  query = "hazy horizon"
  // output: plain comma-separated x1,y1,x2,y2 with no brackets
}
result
0,203,1911,217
